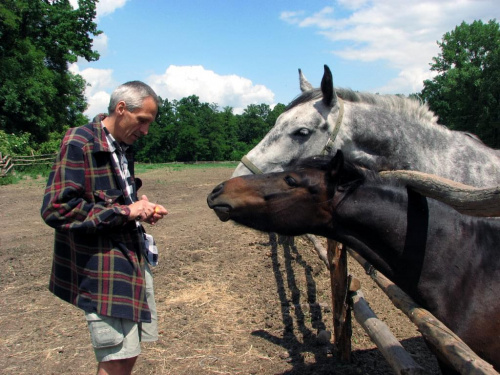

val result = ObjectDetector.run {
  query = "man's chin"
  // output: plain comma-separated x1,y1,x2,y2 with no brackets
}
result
126,135,140,144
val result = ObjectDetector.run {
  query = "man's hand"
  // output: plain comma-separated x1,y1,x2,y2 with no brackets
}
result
128,195,168,224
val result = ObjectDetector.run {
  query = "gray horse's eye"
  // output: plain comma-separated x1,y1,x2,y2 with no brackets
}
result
284,176,299,187
294,128,311,137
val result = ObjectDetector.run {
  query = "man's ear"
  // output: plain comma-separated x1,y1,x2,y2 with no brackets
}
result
115,101,127,115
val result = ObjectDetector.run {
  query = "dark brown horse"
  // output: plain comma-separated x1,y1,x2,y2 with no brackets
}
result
208,151,500,373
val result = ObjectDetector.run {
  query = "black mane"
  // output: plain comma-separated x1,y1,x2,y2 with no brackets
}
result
291,154,374,184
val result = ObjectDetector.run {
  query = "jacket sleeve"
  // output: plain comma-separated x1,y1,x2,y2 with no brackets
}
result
41,131,131,233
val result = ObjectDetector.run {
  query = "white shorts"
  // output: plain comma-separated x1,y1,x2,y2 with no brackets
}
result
85,262,158,362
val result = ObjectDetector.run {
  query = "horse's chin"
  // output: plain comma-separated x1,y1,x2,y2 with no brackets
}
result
212,205,231,222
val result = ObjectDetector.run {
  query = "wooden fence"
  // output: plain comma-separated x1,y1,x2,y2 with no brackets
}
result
0,152,56,176
308,237,499,375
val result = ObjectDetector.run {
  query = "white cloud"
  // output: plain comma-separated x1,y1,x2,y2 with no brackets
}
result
281,0,500,94
70,64,275,117
69,0,128,20
147,65,275,114
95,0,128,19
92,33,109,57
70,64,116,116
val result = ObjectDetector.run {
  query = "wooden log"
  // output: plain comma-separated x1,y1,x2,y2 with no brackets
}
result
328,240,352,362
0,153,13,177
304,234,329,268
352,289,425,375
11,152,56,158
348,248,499,375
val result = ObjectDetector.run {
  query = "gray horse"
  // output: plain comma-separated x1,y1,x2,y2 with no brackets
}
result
233,65,500,187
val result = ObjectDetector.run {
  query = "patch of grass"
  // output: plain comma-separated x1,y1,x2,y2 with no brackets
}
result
0,174,18,185
135,162,238,174
1,165,52,185
1,162,238,185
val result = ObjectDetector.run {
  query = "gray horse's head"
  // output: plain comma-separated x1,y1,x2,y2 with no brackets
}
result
232,65,344,177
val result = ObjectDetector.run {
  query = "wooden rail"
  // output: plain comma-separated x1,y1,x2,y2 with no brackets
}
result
305,236,498,374
0,152,56,176
11,152,56,166
351,289,425,374
348,248,498,374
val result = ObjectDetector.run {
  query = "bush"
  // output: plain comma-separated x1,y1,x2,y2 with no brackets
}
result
0,130,34,156
37,128,67,154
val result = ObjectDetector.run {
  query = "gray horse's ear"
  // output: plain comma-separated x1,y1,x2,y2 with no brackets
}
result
321,65,338,107
299,69,314,92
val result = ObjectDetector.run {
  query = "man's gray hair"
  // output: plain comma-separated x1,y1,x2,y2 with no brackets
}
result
108,81,159,114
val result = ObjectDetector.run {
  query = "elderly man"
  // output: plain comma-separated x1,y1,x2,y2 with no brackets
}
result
41,81,167,375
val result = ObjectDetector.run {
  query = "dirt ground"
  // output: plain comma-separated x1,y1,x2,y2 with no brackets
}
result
0,165,441,375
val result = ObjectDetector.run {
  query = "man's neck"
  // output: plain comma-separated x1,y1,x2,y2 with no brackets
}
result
102,116,117,140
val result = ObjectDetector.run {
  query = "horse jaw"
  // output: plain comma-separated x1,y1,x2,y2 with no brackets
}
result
232,162,252,177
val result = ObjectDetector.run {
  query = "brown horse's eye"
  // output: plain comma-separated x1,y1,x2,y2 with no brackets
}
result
284,176,298,187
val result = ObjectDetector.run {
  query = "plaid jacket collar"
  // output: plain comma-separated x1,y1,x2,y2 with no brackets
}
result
91,114,112,154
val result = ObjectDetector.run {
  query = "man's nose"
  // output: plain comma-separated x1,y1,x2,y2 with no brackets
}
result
140,124,150,135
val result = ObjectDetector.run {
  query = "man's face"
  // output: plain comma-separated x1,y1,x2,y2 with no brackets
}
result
114,96,158,144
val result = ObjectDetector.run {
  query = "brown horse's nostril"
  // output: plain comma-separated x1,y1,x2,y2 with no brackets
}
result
210,182,225,198
207,182,225,207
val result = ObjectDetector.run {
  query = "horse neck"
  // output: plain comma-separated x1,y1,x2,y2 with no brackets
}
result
339,103,500,186
332,182,431,293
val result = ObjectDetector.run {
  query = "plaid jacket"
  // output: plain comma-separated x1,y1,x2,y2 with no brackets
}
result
41,115,151,323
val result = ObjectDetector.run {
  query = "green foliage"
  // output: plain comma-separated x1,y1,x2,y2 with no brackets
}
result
134,96,286,163
0,0,100,143
14,163,52,177
0,173,17,185
421,19,500,148
38,127,68,154
0,130,33,155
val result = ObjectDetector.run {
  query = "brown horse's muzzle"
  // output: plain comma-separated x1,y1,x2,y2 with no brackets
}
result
207,182,232,222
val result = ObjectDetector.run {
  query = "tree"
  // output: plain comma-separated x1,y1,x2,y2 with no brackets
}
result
133,97,287,163
135,97,178,162
238,104,273,145
0,0,101,143
421,20,500,148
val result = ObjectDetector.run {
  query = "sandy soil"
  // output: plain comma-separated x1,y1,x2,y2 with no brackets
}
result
0,165,440,374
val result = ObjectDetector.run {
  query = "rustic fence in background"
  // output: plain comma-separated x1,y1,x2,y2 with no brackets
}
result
0,152,56,176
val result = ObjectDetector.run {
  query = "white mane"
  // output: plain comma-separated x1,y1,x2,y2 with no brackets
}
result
288,87,439,125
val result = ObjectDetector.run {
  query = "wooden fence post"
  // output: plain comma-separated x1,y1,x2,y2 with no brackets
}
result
327,239,352,361
0,152,13,177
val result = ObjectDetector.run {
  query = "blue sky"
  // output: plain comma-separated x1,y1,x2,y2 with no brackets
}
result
70,0,500,115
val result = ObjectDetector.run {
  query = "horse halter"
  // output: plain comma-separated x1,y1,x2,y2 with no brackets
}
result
321,98,344,156
240,98,345,174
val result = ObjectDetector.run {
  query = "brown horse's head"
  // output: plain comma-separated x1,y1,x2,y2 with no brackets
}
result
207,151,356,236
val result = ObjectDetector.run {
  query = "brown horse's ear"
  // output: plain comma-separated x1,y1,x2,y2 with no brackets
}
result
328,150,344,184
321,65,338,107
